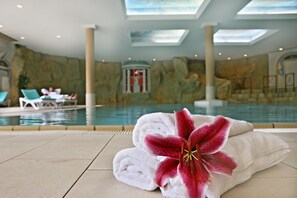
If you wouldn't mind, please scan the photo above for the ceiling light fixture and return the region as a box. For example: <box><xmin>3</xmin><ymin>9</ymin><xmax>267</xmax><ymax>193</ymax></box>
<box><xmin>0</xmin><ymin>24</ymin><xmax>3</xmax><ymax>28</ymax></box>
<box><xmin>56</xmin><ymin>35</ymin><xmax>61</xmax><ymax>38</ymax></box>
<box><xmin>244</xmin><ymin>54</ymin><xmax>248</xmax><ymax>57</ymax></box>
<box><xmin>194</xmin><ymin>54</ymin><xmax>198</xmax><ymax>57</ymax></box>
<box><xmin>278</xmin><ymin>47</ymin><xmax>283</xmax><ymax>51</ymax></box>
<box><xmin>16</xmin><ymin>4</ymin><xmax>23</xmax><ymax>9</ymax></box>
<box><xmin>20</xmin><ymin>36</ymin><xmax>25</xmax><ymax>40</ymax></box>
<box><xmin>227</xmin><ymin>57</ymin><xmax>231</xmax><ymax>60</ymax></box>
<box><xmin>153</xmin><ymin>59</ymin><xmax>156</xmax><ymax>61</ymax></box>
<box><xmin>219</xmin><ymin>53</ymin><xmax>222</xmax><ymax>55</ymax></box>
<box><xmin>128</xmin><ymin>57</ymin><xmax>131</xmax><ymax>60</ymax></box>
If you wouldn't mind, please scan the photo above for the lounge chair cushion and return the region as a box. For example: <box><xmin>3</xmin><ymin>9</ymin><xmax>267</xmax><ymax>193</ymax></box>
<box><xmin>21</xmin><ymin>89</ymin><xmax>40</xmax><ymax>100</ymax></box>
<box><xmin>0</xmin><ymin>91</ymin><xmax>8</xmax><ymax>102</ymax></box>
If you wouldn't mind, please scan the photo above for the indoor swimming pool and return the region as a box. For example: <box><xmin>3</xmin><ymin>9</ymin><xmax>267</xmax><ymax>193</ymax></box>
<box><xmin>0</xmin><ymin>103</ymin><xmax>297</xmax><ymax>126</ymax></box>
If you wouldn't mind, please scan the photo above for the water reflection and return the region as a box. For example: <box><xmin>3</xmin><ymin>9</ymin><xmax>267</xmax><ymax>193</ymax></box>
<box><xmin>206</xmin><ymin>105</ymin><xmax>215</xmax><ymax>115</ymax></box>
<box><xmin>19</xmin><ymin>110</ymin><xmax>79</xmax><ymax>125</ymax></box>
<box><xmin>86</xmin><ymin>107</ymin><xmax>96</xmax><ymax>125</ymax></box>
<box><xmin>0</xmin><ymin>116</ymin><xmax>20</xmax><ymax>125</ymax></box>
<box><xmin>0</xmin><ymin>103</ymin><xmax>296</xmax><ymax>126</ymax></box>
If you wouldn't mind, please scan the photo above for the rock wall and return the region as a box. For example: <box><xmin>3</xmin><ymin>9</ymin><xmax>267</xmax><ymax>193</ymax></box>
<box><xmin>10</xmin><ymin>47</ymin><xmax>25</xmax><ymax>105</ymax></box>
<box><xmin>8</xmin><ymin>46</ymin><xmax>268</xmax><ymax>106</ymax></box>
<box><xmin>215</xmin><ymin>54</ymin><xmax>268</xmax><ymax>91</ymax></box>
<box><xmin>10</xmin><ymin>47</ymin><xmax>123</xmax><ymax>105</ymax></box>
<box><xmin>151</xmin><ymin>57</ymin><xmax>203</xmax><ymax>103</ymax></box>
<box><xmin>19</xmin><ymin>47</ymin><xmax>85</xmax><ymax>104</ymax></box>
<box><xmin>94</xmin><ymin>61</ymin><xmax>122</xmax><ymax>104</ymax></box>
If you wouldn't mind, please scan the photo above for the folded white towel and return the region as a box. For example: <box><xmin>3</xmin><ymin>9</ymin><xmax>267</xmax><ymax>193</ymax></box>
<box><xmin>132</xmin><ymin>112</ymin><xmax>254</xmax><ymax>152</ymax></box>
<box><xmin>113</xmin><ymin>147</ymin><xmax>159</xmax><ymax>191</ymax></box>
<box><xmin>160</xmin><ymin>131</ymin><xmax>291</xmax><ymax>198</ymax></box>
<box><xmin>113</xmin><ymin>132</ymin><xmax>290</xmax><ymax>198</ymax></box>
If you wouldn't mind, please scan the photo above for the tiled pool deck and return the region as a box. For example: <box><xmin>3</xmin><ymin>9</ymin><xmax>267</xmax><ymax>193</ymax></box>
<box><xmin>0</xmin><ymin>107</ymin><xmax>296</xmax><ymax>197</ymax></box>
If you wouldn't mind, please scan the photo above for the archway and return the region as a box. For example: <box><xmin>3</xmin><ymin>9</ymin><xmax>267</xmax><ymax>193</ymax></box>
<box><xmin>0</xmin><ymin>59</ymin><xmax>11</xmax><ymax>91</ymax></box>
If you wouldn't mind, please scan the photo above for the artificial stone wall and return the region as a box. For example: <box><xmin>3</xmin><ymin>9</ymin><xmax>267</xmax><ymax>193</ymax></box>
<box><xmin>9</xmin><ymin>46</ymin><xmax>268</xmax><ymax>106</ymax></box>
<box><xmin>94</xmin><ymin>61</ymin><xmax>122</xmax><ymax>104</ymax></box>
<box><xmin>150</xmin><ymin>57</ymin><xmax>203</xmax><ymax>103</ymax></box>
<box><xmin>11</xmin><ymin>47</ymin><xmax>86</xmax><ymax>105</ymax></box>
<box><xmin>216</xmin><ymin>54</ymin><xmax>268</xmax><ymax>90</ymax></box>
<box><xmin>10</xmin><ymin>47</ymin><xmax>123</xmax><ymax>106</ymax></box>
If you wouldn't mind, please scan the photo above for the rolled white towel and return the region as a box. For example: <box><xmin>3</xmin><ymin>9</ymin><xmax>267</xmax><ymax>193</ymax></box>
<box><xmin>132</xmin><ymin>112</ymin><xmax>254</xmax><ymax>152</ymax></box>
<box><xmin>113</xmin><ymin>147</ymin><xmax>159</xmax><ymax>191</ymax></box>
<box><xmin>41</xmin><ymin>88</ymin><xmax>49</xmax><ymax>95</ymax></box>
<box><xmin>160</xmin><ymin>131</ymin><xmax>291</xmax><ymax>198</ymax></box>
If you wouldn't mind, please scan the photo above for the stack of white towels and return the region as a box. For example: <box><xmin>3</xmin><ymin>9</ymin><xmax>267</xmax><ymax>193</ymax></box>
<box><xmin>113</xmin><ymin>111</ymin><xmax>290</xmax><ymax>198</ymax></box>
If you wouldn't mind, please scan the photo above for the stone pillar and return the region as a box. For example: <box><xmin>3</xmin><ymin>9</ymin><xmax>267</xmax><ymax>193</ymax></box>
<box><xmin>122</xmin><ymin>69</ymin><xmax>126</xmax><ymax>93</ymax></box>
<box><xmin>85</xmin><ymin>25</ymin><xmax>96</xmax><ymax>107</ymax></box>
<box><xmin>147</xmin><ymin>69</ymin><xmax>151</xmax><ymax>92</ymax></box>
<box><xmin>133</xmin><ymin>75</ymin><xmax>140</xmax><ymax>93</ymax></box>
<box><xmin>203</xmin><ymin>24</ymin><xmax>216</xmax><ymax>100</ymax></box>
<box><xmin>127</xmin><ymin>69</ymin><xmax>131</xmax><ymax>93</ymax></box>
<box><xmin>142</xmin><ymin>69</ymin><xmax>147</xmax><ymax>92</ymax></box>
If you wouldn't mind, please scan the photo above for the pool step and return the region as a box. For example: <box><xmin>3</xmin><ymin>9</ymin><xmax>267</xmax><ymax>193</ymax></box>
<box><xmin>229</xmin><ymin>89</ymin><xmax>297</xmax><ymax>103</ymax></box>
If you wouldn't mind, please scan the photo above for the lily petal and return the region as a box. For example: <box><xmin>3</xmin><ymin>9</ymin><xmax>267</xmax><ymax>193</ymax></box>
<box><xmin>196</xmin><ymin>117</ymin><xmax>230</xmax><ymax>154</ymax></box>
<box><xmin>175</xmin><ymin>108</ymin><xmax>195</xmax><ymax>140</ymax></box>
<box><xmin>188</xmin><ymin>124</ymin><xmax>212</xmax><ymax>147</ymax></box>
<box><xmin>202</xmin><ymin>151</ymin><xmax>237</xmax><ymax>175</ymax></box>
<box><xmin>179</xmin><ymin>160</ymin><xmax>209</xmax><ymax>198</ymax></box>
<box><xmin>145</xmin><ymin>134</ymin><xmax>186</xmax><ymax>159</ymax></box>
<box><xmin>155</xmin><ymin>158</ymin><xmax>179</xmax><ymax>187</ymax></box>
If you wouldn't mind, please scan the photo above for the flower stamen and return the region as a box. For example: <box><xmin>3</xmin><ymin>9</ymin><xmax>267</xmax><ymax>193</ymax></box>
<box><xmin>183</xmin><ymin>147</ymin><xmax>200</xmax><ymax>165</ymax></box>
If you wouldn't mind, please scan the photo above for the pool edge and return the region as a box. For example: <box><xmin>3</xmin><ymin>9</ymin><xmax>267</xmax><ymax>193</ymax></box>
<box><xmin>0</xmin><ymin>125</ymin><xmax>135</xmax><ymax>132</ymax></box>
<box><xmin>1</xmin><ymin>123</ymin><xmax>297</xmax><ymax>132</ymax></box>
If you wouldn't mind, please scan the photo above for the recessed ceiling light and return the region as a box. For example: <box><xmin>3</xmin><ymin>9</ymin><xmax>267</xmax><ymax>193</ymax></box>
<box><xmin>128</xmin><ymin>57</ymin><xmax>131</xmax><ymax>60</ymax></box>
<box><xmin>194</xmin><ymin>54</ymin><xmax>198</xmax><ymax>57</ymax></box>
<box><xmin>102</xmin><ymin>59</ymin><xmax>105</xmax><ymax>62</ymax></box>
<box><xmin>16</xmin><ymin>4</ymin><xmax>23</xmax><ymax>9</ymax></box>
<box><xmin>228</xmin><ymin>57</ymin><xmax>231</xmax><ymax>60</ymax></box>
<box><xmin>244</xmin><ymin>54</ymin><xmax>248</xmax><ymax>57</ymax></box>
<box><xmin>20</xmin><ymin>36</ymin><xmax>25</xmax><ymax>40</ymax></box>
<box><xmin>153</xmin><ymin>58</ymin><xmax>156</xmax><ymax>61</ymax></box>
<box><xmin>278</xmin><ymin>47</ymin><xmax>283</xmax><ymax>51</ymax></box>
<box><xmin>0</xmin><ymin>24</ymin><xmax>3</xmax><ymax>28</ymax></box>
<box><xmin>218</xmin><ymin>52</ymin><xmax>222</xmax><ymax>55</ymax></box>
<box><xmin>56</xmin><ymin>35</ymin><xmax>61</xmax><ymax>38</ymax></box>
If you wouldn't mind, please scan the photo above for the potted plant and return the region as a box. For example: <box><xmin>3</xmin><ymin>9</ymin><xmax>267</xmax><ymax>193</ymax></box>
<box><xmin>18</xmin><ymin>73</ymin><xmax>31</xmax><ymax>94</ymax></box>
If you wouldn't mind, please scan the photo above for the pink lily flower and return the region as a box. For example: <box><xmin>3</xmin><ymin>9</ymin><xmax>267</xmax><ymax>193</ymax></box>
<box><xmin>145</xmin><ymin>108</ymin><xmax>237</xmax><ymax>198</ymax></box>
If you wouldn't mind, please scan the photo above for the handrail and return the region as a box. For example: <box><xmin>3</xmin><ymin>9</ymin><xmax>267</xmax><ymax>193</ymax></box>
<box><xmin>263</xmin><ymin>75</ymin><xmax>277</xmax><ymax>93</ymax></box>
<box><xmin>285</xmin><ymin>73</ymin><xmax>295</xmax><ymax>92</ymax></box>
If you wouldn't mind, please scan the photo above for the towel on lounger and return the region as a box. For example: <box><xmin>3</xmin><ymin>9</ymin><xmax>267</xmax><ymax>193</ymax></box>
<box><xmin>132</xmin><ymin>112</ymin><xmax>254</xmax><ymax>152</ymax></box>
<box><xmin>113</xmin><ymin>147</ymin><xmax>159</xmax><ymax>191</ymax></box>
<box><xmin>159</xmin><ymin>131</ymin><xmax>291</xmax><ymax>198</ymax></box>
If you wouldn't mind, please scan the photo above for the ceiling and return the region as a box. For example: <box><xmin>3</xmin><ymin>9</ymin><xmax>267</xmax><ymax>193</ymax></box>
<box><xmin>0</xmin><ymin>0</ymin><xmax>297</xmax><ymax>62</ymax></box>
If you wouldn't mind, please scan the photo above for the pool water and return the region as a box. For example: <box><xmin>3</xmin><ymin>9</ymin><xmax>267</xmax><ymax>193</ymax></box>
<box><xmin>0</xmin><ymin>103</ymin><xmax>297</xmax><ymax>126</ymax></box>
